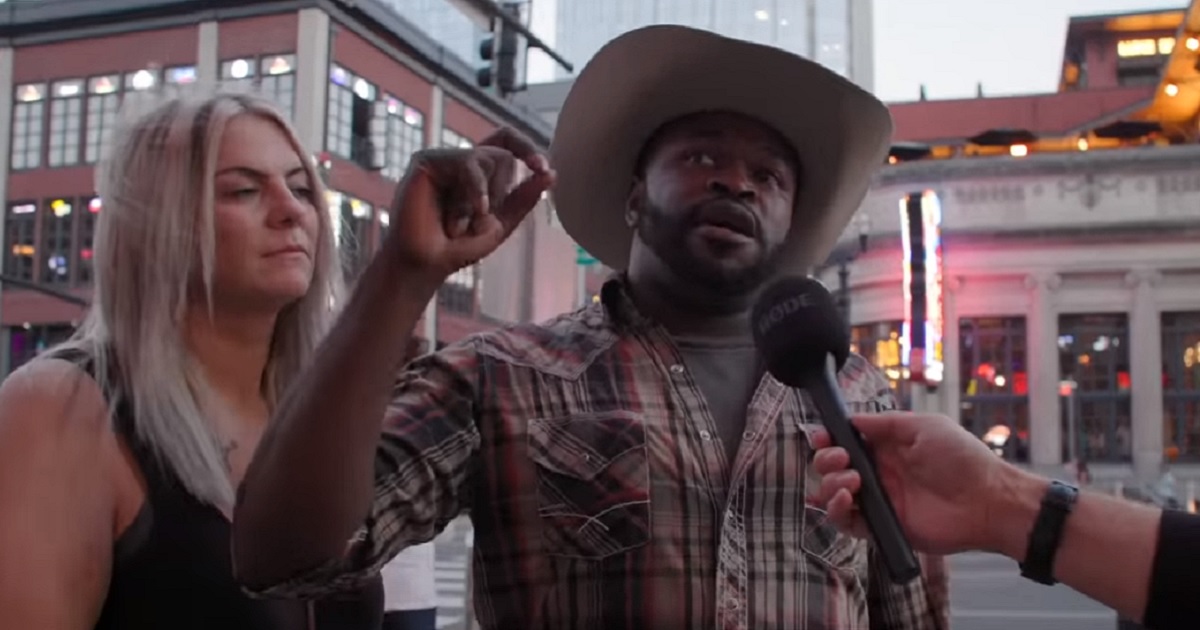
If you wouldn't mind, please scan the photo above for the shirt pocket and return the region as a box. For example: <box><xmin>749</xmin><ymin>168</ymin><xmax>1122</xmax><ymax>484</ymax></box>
<box><xmin>527</xmin><ymin>410</ymin><xmax>652</xmax><ymax>560</ymax></box>
<box><xmin>800</xmin><ymin>505</ymin><xmax>869</xmax><ymax>577</ymax></box>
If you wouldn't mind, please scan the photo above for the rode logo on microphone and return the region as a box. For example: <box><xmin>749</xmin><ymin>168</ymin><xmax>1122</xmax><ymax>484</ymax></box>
<box><xmin>756</xmin><ymin>293</ymin><xmax>819</xmax><ymax>337</ymax></box>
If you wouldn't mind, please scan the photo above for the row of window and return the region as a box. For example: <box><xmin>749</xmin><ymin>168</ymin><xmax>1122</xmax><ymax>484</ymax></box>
<box><xmin>4</xmin><ymin>197</ymin><xmax>99</xmax><ymax>287</ymax></box>
<box><xmin>10</xmin><ymin>54</ymin><xmax>297</xmax><ymax>171</ymax></box>
<box><xmin>326</xmin><ymin>65</ymin><xmax>425</xmax><ymax>179</ymax></box>
<box><xmin>852</xmin><ymin>312</ymin><xmax>1200</xmax><ymax>464</ymax></box>
<box><xmin>2</xmin><ymin>192</ymin><xmax>479</xmax><ymax>313</ymax></box>
<box><xmin>322</xmin><ymin>64</ymin><xmax>477</xmax><ymax>177</ymax></box>
<box><xmin>10</xmin><ymin>57</ymin><xmax>485</xmax><ymax>181</ymax></box>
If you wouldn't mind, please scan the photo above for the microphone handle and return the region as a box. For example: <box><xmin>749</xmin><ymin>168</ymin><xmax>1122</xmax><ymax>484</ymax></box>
<box><xmin>805</xmin><ymin>356</ymin><xmax>921</xmax><ymax>584</ymax></box>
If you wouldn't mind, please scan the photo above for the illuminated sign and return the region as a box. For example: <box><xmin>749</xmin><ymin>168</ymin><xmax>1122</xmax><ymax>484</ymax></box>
<box><xmin>1117</xmin><ymin>37</ymin><xmax>1175</xmax><ymax>57</ymax></box>
<box><xmin>899</xmin><ymin>190</ymin><xmax>944</xmax><ymax>386</ymax></box>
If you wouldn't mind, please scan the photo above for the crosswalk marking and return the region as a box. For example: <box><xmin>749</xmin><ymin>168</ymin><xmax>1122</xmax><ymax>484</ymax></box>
<box><xmin>434</xmin><ymin>552</ymin><xmax>470</xmax><ymax>629</ymax></box>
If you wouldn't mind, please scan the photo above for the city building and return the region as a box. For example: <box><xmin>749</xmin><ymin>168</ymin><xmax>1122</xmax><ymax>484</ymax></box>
<box><xmin>519</xmin><ymin>0</ymin><xmax>873</xmax><ymax>88</ymax></box>
<box><xmin>819</xmin><ymin>1</ymin><xmax>1200</xmax><ymax>482</ymax></box>
<box><xmin>0</xmin><ymin>0</ymin><xmax>582</xmax><ymax>375</ymax></box>
<box><xmin>404</xmin><ymin>0</ymin><xmax>875</xmax><ymax>93</ymax></box>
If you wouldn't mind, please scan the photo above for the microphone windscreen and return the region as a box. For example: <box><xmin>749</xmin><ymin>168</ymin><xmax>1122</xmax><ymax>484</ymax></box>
<box><xmin>750</xmin><ymin>276</ymin><xmax>851</xmax><ymax>387</ymax></box>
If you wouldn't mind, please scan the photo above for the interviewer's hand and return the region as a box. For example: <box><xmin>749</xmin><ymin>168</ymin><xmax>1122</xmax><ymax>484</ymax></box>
<box><xmin>808</xmin><ymin>412</ymin><xmax>1012</xmax><ymax>556</ymax></box>
<box><xmin>384</xmin><ymin>126</ymin><xmax>555</xmax><ymax>286</ymax></box>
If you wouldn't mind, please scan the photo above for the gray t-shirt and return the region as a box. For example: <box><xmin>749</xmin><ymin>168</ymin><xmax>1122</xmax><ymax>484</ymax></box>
<box><xmin>673</xmin><ymin>335</ymin><xmax>763</xmax><ymax>466</ymax></box>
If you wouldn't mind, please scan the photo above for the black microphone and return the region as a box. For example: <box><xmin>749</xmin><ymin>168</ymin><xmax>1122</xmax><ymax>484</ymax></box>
<box><xmin>751</xmin><ymin>276</ymin><xmax>921</xmax><ymax>584</ymax></box>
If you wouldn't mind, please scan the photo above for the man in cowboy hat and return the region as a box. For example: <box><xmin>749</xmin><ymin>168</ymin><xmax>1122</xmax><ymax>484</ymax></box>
<box><xmin>234</xmin><ymin>25</ymin><xmax>949</xmax><ymax>630</ymax></box>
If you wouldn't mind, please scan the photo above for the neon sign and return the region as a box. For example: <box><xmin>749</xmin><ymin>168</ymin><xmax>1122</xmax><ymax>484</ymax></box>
<box><xmin>900</xmin><ymin>190</ymin><xmax>944</xmax><ymax>385</ymax></box>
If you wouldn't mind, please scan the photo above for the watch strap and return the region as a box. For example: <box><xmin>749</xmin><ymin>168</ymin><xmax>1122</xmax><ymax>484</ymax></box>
<box><xmin>1019</xmin><ymin>480</ymin><xmax>1080</xmax><ymax>585</ymax></box>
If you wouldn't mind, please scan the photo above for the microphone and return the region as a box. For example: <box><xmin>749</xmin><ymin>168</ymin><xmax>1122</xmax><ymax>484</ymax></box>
<box><xmin>751</xmin><ymin>276</ymin><xmax>921</xmax><ymax>584</ymax></box>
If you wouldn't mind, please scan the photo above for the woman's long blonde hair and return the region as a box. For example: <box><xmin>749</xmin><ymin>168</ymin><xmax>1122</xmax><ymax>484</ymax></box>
<box><xmin>49</xmin><ymin>92</ymin><xmax>343</xmax><ymax>509</ymax></box>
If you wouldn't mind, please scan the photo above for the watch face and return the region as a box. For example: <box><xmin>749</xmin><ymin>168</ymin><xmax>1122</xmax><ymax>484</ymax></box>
<box><xmin>1046</xmin><ymin>481</ymin><xmax>1080</xmax><ymax>507</ymax></box>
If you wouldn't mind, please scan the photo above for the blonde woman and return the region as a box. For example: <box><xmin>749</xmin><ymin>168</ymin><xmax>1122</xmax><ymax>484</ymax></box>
<box><xmin>0</xmin><ymin>93</ymin><xmax>382</xmax><ymax>629</ymax></box>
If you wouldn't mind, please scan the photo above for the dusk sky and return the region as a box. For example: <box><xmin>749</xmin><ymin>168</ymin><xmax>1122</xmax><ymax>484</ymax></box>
<box><xmin>873</xmin><ymin>0</ymin><xmax>1185</xmax><ymax>102</ymax></box>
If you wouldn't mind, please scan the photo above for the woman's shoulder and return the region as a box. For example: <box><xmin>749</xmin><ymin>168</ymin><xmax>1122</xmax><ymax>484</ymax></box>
<box><xmin>0</xmin><ymin>353</ymin><xmax>113</xmax><ymax>448</ymax></box>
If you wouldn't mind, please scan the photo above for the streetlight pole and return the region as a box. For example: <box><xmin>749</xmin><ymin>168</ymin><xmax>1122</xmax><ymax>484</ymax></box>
<box><xmin>834</xmin><ymin>212</ymin><xmax>872</xmax><ymax>324</ymax></box>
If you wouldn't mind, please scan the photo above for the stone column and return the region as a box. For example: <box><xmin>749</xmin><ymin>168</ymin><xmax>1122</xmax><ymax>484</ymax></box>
<box><xmin>196</xmin><ymin>22</ymin><xmax>219</xmax><ymax>86</ymax></box>
<box><xmin>1026</xmin><ymin>272</ymin><xmax>1062</xmax><ymax>467</ymax></box>
<box><xmin>293</xmin><ymin>9</ymin><xmax>331</xmax><ymax>155</ymax></box>
<box><xmin>1126</xmin><ymin>268</ymin><xmax>1163</xmax><ymax>482</ymax></box>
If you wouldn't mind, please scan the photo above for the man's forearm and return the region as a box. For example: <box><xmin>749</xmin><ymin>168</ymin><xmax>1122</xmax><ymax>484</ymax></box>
<box><xmin>987</xmin><ymin>467</ymin><xmax>1161</xmax><ymax>622</ymax></box>
<box><xmin>233</xmin><ymin>252</ymin><xmax>440</xmax><ymax>587</ymax></box>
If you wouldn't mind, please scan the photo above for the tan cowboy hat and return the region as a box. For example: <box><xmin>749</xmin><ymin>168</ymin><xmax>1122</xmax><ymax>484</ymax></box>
<box><xmin>549</xmin><ymin>25</ymin><xmax>894</xmax><ymax>274</ymax></box>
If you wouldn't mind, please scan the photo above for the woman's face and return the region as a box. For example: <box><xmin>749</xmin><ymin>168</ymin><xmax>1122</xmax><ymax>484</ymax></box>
<box><xmin>208</xmin><ymin>114</ymin><xmax>321</xmax><ymax>313</ymax></box>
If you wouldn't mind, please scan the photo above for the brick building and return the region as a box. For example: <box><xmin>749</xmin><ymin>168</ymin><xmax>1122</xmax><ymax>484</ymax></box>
<box><xmin>0</xmin><ymin>0</ymin><xmax>583</xmax><ymax>374</ymax></box>
<box><xmin>818</xmin><ymin>2</ymin><xmax>1200</xmax><ymax>481</ymax></box>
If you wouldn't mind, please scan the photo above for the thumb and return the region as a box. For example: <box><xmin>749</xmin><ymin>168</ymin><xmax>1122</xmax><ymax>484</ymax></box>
<box><xmin>442</xmin><ymin>214</ymin><xmax>505</xmax><ymax>264</ymax></box>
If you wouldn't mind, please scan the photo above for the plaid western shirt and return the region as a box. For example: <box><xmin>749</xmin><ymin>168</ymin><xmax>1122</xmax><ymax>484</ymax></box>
<box><xmin>250</xmin><ymin>276</ymin><xmax>950</xmax><ymax>630</ymax></box>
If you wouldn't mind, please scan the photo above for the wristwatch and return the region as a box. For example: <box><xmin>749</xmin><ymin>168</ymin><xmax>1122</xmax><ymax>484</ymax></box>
<box><xmin>1019</xmin><ymin>480</ymin><xmax>1080</xmax><ymax>585</ymax></box>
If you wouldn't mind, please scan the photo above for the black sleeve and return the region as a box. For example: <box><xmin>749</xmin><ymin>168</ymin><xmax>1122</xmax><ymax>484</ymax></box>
<box><xmin>1143</xmin><ymin>509</ymin><xmax>1200</xmax><ymax>630</ymax></box>
<box><xmin>313</xmin><ymin>573</ymin><xmax>385</xmax><ymax>630</ymax></box>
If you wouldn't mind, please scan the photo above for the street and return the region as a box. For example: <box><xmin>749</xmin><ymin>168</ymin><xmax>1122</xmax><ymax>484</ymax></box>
<box><xmin>430</xmin><ymin>522</ymin><xmax>1121</xmax><ymax>629</ymax></box>
<box><xmin>948</xmin><ymin>551</ymin><xmax>1116</xmax><ymax>630</ymax></box>
<box><xmin>432</xmin><ymin>518</ymin><xmax>472</xmax><ymax>630</ymax></box>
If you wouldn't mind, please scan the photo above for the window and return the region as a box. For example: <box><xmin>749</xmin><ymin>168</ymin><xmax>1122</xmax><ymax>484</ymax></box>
<box><xmin>77</xmin><ymin>197</ymin><xmax>101</xmax><ymax>286</ymax></box>
<box><xmin>1059</xmin><ymin>314</ymin><xmax>1132</xmax><ymax>463</ymax></box>
<box><xmin>259</xmin><ymin>55</ymin><xmax>296</xmax><ymax>115</ymax></box>
<box><xmin>122</xmin><ymin>69</ymin><xmax>160</xmax><ymax>113</ymax></box>
<box><xmin>7</xmin><ymin>323</ymin><xmax>75</xmax><ymax>374</ymax></box>
<box><xmin>325</xmin><ymin>66</ymin><xmax>379</xmax><ymax>168</ymax></box>
<box><xmin>41</xmin><ymin>198</ymin><xmax>74</xmax><ymax>286</ymax></box>
<box><xmin>85</xmin><ymin>75</ymin><xmax>120</xmax><ymax>164</ymax></box>
<box><xmin>220</xmin><ymin>54</ymin><xmax>297</xmax><ymax>115</ymax></box>
<box><xmin>850</xmin><ymin>321</ymin><xmax>911</xmax><ymax>409</ymax></box>
<box><xmin>4</xmin><ymin>202</ymin><xmax>37</xmax><ymax>282</ymax></box>
<box><xmin>442</xmin><ymin>128</ymin><xmax>473</xmax><ymax>149</ymax></box>
<box><xmin>439</xmin><ymin>265</ymin><xmax>478</xmax><ymax>315</ymax></box>
<box><xmin>165</xmin><ymin>65</ymin><xmax>198</xmax><ymax>86</ymax></box>
<box><xmin>47</xmin><ymin>79</ymin><xmax>84</xmax><ymax>167</ymax></box>
<box><xmin>11</xmin><ymin>83</ymin><xmax>46</xmax><ymax>170</ymax></box>
<box><xmin>960</xmin><ymin>317</ymin><xmax>1030</xmax><ymax>462</ymax></box>
<box><xmin>221</xmin><ymin>58</ymin><xmax>257</xmax><ymax>91</ymax></box>
<box><xmin>325</xmin><ymin>191</ymin><xmax>373</xmax><ymax>280</ymax></box>
<box><xmin>379</xmin><ymin>96</ymin><xmax>425</xmax><ymax>180</ymax></box>
<box><xmin>1162</xmin><ymin>312</ymin><xmax>1200</xmax><ymax>462</ymax></box>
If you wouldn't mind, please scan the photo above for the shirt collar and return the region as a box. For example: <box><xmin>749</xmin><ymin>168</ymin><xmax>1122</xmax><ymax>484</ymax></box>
<box><xmin>597</xmin><ymin>272</ymin><xmax>656</xmax><ymax>332</ymax></box>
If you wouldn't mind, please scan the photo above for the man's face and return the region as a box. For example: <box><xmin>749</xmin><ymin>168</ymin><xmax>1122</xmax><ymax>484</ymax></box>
<box><xmin>627</xmin><ymin>111</ymin><xmax>799</xmax><ymax>294</ymax></box>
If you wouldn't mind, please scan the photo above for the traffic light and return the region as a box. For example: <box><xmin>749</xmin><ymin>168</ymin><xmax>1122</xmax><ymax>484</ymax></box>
<box><xmin>476</xmin><ymin>3</ymin><xmax>521</xmax><ymax>95</ymax></box>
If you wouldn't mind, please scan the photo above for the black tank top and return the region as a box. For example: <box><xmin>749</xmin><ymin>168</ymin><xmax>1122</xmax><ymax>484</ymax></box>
<box><xmin>55</xmin><ymin>349</ymin><xmax>383</xmax><ymax>630</ymax></box>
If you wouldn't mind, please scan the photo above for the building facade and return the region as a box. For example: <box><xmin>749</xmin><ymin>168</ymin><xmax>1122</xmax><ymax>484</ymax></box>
<box><xmin>395</xmin><ymin>0</ymin><xmax>876</xmax><ymax>91</ymax></box>
<box><xmin>819</xmin><ymin>3</ymin><xmax>1200</xmax><ymax>482</ymax></box>
<box><xmin>827</xmin><ymin>148</ymin><xmax>1200</xmax><ymax>482</ymax></box>
<box><xmin>0</xmin><ymin>0</ymin><xmax>582</xmax><ymax>375</ymax></box>
<box><xmin>540</xmin><ymin>0</ymin><xmax>874</xmax><ymax>89</ymax></box>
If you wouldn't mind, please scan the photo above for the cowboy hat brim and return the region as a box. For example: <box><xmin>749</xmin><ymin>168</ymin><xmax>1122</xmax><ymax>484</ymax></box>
<box><xmin>549</xmin><ymin>25</ymin><xmax>894</xmax><ymax>274</ymax></box>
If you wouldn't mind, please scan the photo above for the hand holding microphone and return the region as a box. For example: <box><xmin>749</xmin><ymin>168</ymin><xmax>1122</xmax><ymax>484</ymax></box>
<box><xmin>751</xmin><ymin>276</ymin><xmax>921</xmax><ymax>584</ymax></box>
